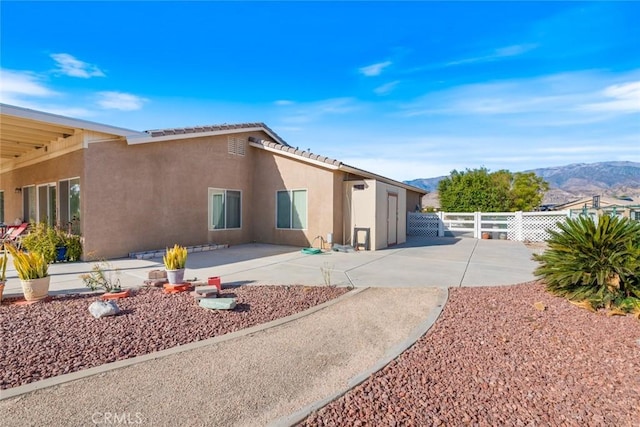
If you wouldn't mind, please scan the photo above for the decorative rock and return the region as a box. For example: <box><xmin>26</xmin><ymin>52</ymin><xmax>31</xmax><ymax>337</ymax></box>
<box><xmin>89</xmin><ymin>300</ymin><xmax>120</xmax><ymax>318</ymax></box>
<box><xmin>195</xmin><ymin>285</ymin><xmax>220</xmax><ymax>295</ymax></box>
<box><xmin>533</xmin><ymin>302</ymin><xmax>546</xmax><ymax>311</ymax></box>
<box><xmin>199</xmin><ymin>298</ymin><xmax>236</xmax><ymax>310</ymax></box>
<box><xmin>190</xmin><ymin>291</ymin><xmax>218</xmax><ymax>299</ymax></box>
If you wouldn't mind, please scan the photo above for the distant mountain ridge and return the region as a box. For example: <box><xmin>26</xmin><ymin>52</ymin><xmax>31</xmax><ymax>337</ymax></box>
<box><xmin>405</xmin><ymin>161</ymin><xmax>640</xmax><ymax>206</ymax></box>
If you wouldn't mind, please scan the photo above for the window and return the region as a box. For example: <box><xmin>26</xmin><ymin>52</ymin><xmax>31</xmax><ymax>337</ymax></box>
<box><xmin>208</xmin><ymin>188</ymin><xmax>241</xmax><ymax>230</ymax></box>
<box><xmin>0</xmin><ymin>191</ymin><xmax>4</xmax><ymax>224</ymax></box>
<box><xmin>22</xmin><ymin>186</ymin><xmax>36</xmax><ymax>222</ymax></box>
<box><xmin>276</xmin><ymin>189</ymin><xmax>307</xmax><ymax>229</ymax></box>
<box><xmin>60</xmin><ymin>178</ymin><xmax>81</xmax><ymax>234</ymax></box>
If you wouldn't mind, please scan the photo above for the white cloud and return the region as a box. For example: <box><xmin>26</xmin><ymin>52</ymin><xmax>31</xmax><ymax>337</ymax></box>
<box><xmin>280</xmin><ymin>97</ymin><xmax>360</xmax><ymax>124</ymax></box>
<box><xmin>580</xmin><ymin>81</ymin><xmax>640</xmax><ymax>113</ymax></box>
<box><xmin>359</xmin><ymin>61</ymin><xmax>392</xmax><ymax>77</ymax></box>
<box><xmin>274</xmin><ymin>99</ymin><xmax>295</xmax><ymax>106</ymax></box>
<box><xmin>446</xmin><ymin>44</ymin><xmax>538</xmax><ymax>66</ymax></box>
<box><xmin>51</xmin><ymin>53</ymin><xmax>105</xmax><ymax>78</ymax></box>
<box><xmin>400</xmin><ymin>70</ymin><xmax>640</xmax><ymax>119</ymax></box>
<box><xmin>374</xmin><ymin>81</ymin><xmax>400</xmax><ymax>95</ymax></box>
<box><xmin>96</xmin><ymin>91</ymin><xmax>147</xmax><ymax>111</ymax></box>
<box><xmin>0</xmin><ymin>68</ymin><xmax>59</xmax><ymax>100</ymax></box>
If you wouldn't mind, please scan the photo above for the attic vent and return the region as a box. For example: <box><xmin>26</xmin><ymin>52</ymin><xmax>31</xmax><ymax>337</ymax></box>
<box><xmin>354</xmin><ymin>184</ymin><xmax>365</xmax><ymax>190</ymax></box>
<box><xmin>228</xmin><ymin>137</ymin><xmax>246</xmax><ymax>156</ymax></box>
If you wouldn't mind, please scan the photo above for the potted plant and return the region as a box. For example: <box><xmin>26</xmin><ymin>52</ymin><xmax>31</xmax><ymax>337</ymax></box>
<box><xmin>7</xmin><ymin>244</ymin><xmax>50</xmax><ymax>301</ymax></box>
<box><xmin>163</xmin><ymin>244</ymin><xmax>187</xmax><ymax>285</ymax></box>
<box><xmin>0</xmin><ymin>244</ymin><xmax>8</xmax><ymax>303</ymax></box>
<box><xmin>21</xmin><ymin>222</ymin><xmax>83</xmax><ymax>263</ymax></box>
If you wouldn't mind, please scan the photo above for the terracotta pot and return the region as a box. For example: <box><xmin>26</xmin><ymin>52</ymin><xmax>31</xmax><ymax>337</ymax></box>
<box><xmin>481</xmin><ymin>232</ymin><xmax>491</xmax><ymax>240</ymax></box>
<box><xmin>20</xmin><ymin>276</ymin><xmax>51</xmax><ymax>301</ymax></box>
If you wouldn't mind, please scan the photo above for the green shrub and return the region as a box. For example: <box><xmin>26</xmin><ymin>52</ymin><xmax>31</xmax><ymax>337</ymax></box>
<box><xmin>21</xmin><ymin>222</ymin><xmax>83</xmax><ymax>263</ymax></box>
<box><xmin>534</xmin><ymin>215</ymin><xmax>640</xmax><ymax>311</ymax></box>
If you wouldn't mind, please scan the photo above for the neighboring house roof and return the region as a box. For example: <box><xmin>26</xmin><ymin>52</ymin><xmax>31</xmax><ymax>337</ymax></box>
<box><xmin>554</xmin><ymin>195</ymin><xmax>637</xmax><ymax>210</ymax></box>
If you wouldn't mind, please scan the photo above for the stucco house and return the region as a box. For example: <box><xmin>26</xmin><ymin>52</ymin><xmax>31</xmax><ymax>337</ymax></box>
<box><xmin>0</xmin><ymin>104</ymin><xmax>426</xmax><ymax>259</ymax></box>
<box><xmin>553</xmin><ymin>195</ymin><xmax>640</xmax><ymax>220</ymax></box>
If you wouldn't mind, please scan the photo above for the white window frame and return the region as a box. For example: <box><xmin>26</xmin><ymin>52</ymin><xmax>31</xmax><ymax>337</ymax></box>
<box><xmin>275</xmin><ymin>189</ymin><xmax>308</xmax><ymax>230</ymax></box>
<box><xmin>208</xmin><ymin>188</ymin><xmax>242</xmax><ymax>231</ymax></box>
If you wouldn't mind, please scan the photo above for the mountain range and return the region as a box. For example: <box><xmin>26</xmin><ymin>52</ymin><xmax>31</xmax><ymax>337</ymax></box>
<box><xmin>405</xmin><ymin>161</ymin><xmax>640</xmax><ymax>206</ymax></box>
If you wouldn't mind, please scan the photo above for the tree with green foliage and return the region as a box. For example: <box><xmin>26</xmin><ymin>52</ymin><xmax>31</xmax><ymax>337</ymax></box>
<box><xmin>438</xmin><ymin>167</ymin><xmax>549</xmax><ymax>212</ymax></box>
<box><xmin>534</xmin><ymin>215</ymin><xmax>640</xmax><ymax>314</ymax></box>
<box><xmin>511</xmin><ymin>172</ymin><xmax>549</xmax><ymax>211</ymax></box>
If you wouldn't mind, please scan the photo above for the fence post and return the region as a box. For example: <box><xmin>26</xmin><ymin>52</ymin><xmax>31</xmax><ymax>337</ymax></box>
<box><xmin>437</xmin><ymin>211</ymin><xmax>445</xmax><ymax>237</ymax></box>
<box><xmin>515</xmin><ymin>211</ymin><xmax>523</xmax><ymax>241</ymax></box>
<box><xmin>474</xmin><ymin>212</ymin><xmax>481</xmax><ymax>239</ymax></box>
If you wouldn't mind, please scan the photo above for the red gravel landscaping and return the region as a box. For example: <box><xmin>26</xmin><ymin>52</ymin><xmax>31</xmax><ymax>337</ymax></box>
<box><xmin>0</xmin><ymin>285</ymin><xmax>349</xmax><ymax>390</ymax></box>
<box><xmin>303</xmin><ymin>281</ymin><xmax>640</xmax><ymax>427</ymax></box>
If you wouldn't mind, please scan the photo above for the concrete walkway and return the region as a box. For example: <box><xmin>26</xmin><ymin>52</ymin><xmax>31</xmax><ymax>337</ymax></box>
<box><xmin>0</xmin><ymin>237</ymin><xmax>540</xmax><ymax>425</ymax></box>
<box><xmin>2</xmin><ymin>237</ymin><xmax>539</xmax><ymax>298</ymax></box>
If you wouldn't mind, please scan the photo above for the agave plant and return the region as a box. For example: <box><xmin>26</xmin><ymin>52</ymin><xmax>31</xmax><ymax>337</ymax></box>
<box><xmin>7</xmin><ymin>245</ymin><xmax>49</xmax><ymax>280</ymax></box>
<box><xmin>534</xmin><ymin>215</ymin><xmax>640</xmax><ymax>310</ymax></box>
<box><xmin>163</xmin><ymin>244</ymin><xmax>188</xmax><ymax>270</ymax></box>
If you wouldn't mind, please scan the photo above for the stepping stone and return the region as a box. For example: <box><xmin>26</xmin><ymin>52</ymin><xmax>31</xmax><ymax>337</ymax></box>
<box><xmin>199</xmin><ymin>298</ymin><xmax>236</xmax><ymax>310</ymax></box>
<box><xmin>190</xmin><ymin>291</ymin><xmax>218</xmax><ymax>300</ymax></box>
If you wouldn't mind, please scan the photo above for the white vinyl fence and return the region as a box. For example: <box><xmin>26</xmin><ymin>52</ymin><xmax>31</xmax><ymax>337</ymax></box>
<box><xmin>407</xmin><ymin>211</ymin><xmax>572</xmax><ymax>242</ymax></box>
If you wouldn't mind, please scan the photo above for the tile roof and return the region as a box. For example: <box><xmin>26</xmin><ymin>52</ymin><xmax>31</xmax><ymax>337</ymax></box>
<box><xmin>248</xmin><ymin>137</ymin><xmax>342</xmax><ymax>167</ymax></box>
<box><xmin>144</xmin><ymin>122</ymin><xmax>290</xmax><ymax>146</ymax></box>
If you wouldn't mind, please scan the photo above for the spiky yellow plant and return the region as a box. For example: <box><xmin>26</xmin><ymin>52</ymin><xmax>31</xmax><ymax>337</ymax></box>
<box><xmin>0</xmin><ymin>244</ymin><xmax>8</xmax><ymax>282</ymax></box>
<box><xmin>7</xmin><ymin>245</ymin><xmax>49</xmax><ymax>280</ymax></box>
<box><xmin>163</xmin><ymin>244</ymin><xmax>188</xmax><ymax>270</ymax></box>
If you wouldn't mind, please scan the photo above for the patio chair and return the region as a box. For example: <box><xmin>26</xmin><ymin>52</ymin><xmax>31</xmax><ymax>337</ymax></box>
<box><xmin>2</xmin><ymin>222</ymin><xmax>29</xmax><ymax>248</ymax></box>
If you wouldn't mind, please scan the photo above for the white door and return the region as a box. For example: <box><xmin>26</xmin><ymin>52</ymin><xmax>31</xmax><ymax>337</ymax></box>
<box><xmin>387</xmin><ymin>193</ymin><xmax>398</xmax><ymax>246</ymax></box>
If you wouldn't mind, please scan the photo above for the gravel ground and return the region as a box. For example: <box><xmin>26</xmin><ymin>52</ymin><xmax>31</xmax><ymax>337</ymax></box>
<box><xmin>0</xmin><ymin>285</ymin><xmax>348</xmax><ymax>390</ymax></box>
<box><xmin>303</xmin><ymin>281</ymin><xmax>640</xmax><ymax>427</ymax></box>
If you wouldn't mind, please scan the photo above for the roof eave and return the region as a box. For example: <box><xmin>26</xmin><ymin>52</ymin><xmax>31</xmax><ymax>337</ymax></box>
<box><xmin>0</xmin><ymin>103</ymin><xmax>144</xmax><ymax>138</ymax></box>
<box><xmin>126</xmin><ymin>126</ymin><xmax>287</xmax><ymax>146</ymax></box>
<box><xmin>340</xmin><ymin>164</ymin><xmax>428</xmax><ymax>194</ymax></box>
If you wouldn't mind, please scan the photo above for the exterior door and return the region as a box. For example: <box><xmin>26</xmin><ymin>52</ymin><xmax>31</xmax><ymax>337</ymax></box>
<box><xmin>387</xmin><ymin>193</ymin><xmax>398</xmax><ymax>246</ymax></box>
<box><xmin>37</xmin><ymin>184</ymin><xmax>56</xmax><ymax>226</ymax></box>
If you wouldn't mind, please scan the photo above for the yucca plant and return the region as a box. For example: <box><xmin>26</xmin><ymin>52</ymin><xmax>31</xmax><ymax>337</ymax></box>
<box><xmin>163</xmin><ymin>244</ymin><xmax>188</xmax><ymax>270</ymax></box>
<box><xmin>7</xmin><ymin>245</ymin><xmax>49</xmax><ymax>280</ymax></box>
<box><xmin>534</xmin><ymin>215</ymin><xmax>640</xmax><ymax>311</ymax></box>
<box><xmin>0</xmin><ymin>244</ymin><xmax>8</xmax><ymax>282</ymax></box>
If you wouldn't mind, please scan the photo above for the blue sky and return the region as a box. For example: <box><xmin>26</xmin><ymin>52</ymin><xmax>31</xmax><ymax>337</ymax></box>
<box><xmin>1</xmin><ymin>1</ymin><xmax>639</xmax><ymax>180</ymax></box>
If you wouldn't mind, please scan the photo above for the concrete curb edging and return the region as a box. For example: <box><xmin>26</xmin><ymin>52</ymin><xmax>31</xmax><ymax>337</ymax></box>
<box><xmin>270</xmin><ymin>287</ymin><xmax>450</xmax><ymax>427</ymax></box>
<box><xmin>0</xmin><ymin>287</ymin><xmax>366</xmax><ymax>401</ymax></box>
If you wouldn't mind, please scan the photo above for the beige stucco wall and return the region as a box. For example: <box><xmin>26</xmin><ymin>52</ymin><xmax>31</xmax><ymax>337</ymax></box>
<box><xmin>250</xmin><ymin>149</ymin><xmax>340</xmax><ymax>248</ymax></box>
<box><xmin>82</xmin><ymin>132</ymin><xmax>269</xmax><ymax>258</ymax></box>
<box><xmin>343</xmin><ymin>180</ymin><xmax>376</xmax><ymax>249</ymax></box>
<box><xmin>343</xmin><ymin>179</ymin><xmax>408</xmax><ymax>250</ymax></box>
<box><xmin>0</xmin><ymin>150</ymin><xmax>84</xmax><ymax>225</ymax></box>
<box><xmin>374</xmin><ymin>182</ymin><xmax>407</xmax><ymax>249</ymax></box>
<box><xmin>406</xmin><ymin>189</ymin><xmax>423</xmax><ymax>212</ymax></box>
